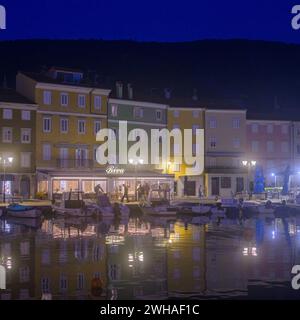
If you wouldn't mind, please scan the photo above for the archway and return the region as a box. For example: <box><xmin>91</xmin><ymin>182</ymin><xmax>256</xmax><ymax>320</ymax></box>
<box><xmin>20</xmin><ymin>175</ymin><xmax>30</xmax><ymax>199</ymax></box>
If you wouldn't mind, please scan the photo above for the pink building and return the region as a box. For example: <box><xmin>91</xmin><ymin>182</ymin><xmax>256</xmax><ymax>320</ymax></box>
<box><xmin>246</xmin><ymin>117</ymin><xmax>292</xmax><ymax>187</ymax></box>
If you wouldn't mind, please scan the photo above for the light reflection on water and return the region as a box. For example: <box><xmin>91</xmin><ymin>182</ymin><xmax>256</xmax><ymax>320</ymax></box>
<box><xmin>0</xmin><ymin>212</ymin><xmax>300</xmax><ymax>300</ymax></box>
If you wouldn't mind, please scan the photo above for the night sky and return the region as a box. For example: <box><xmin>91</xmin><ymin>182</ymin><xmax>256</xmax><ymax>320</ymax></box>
<box><xmin>0</xmin><ymin>0</ymin><xmax>300</xmax><ymax>43</ymax></box>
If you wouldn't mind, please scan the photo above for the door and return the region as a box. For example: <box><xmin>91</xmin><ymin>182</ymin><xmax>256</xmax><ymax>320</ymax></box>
<box><xmin>60</xmin><ymin>148</ymin><xmax>69</xmax><ymax>168</ymax></box>
<box><xmin>20</xmin><ymin>175</ymin><xmax>30</xmax><ymax>198</ymax></box>
<box><xmin>186</xmin><ymin>181</ymin><xmax>196</xmax><ymax>196</ymax></box>
<box><xmin>236</xmin><ymin>177</ymin><xmax>244</xmax><ymax>193</ymax></box>
<box><xmin>75</xmin><ymin>149</ymin><xmax>88</xmax><ymax>168</ymax></box>
<box><xmin>211</xmin><ymin>177</ymin><xmax>220</xmax><ymax>196</ymax></box>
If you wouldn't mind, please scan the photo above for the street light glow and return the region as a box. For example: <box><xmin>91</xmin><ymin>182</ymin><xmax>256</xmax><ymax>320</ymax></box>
<box><xmin>251</xmin><ymin>160</ymin><xmax>256</xmax><ymax>166</ymax></box>
<box><xmin>271</xmin><ymin>173</ymin><xmax>275</xmax><ymax>177</ymax></box>
<box><xmin>242</xmin><ymin>160</ymin><xmax>248</xmax><ymax>166</ymax></box>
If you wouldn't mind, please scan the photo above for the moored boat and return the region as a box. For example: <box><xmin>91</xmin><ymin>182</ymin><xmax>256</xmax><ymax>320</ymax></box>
<box><xmin>6</xmin><ymin>203</ymin><xmax>42</xmax><ymax>218</ymax></box>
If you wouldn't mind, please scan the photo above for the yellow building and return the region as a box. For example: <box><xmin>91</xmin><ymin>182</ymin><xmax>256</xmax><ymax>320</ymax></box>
<box><xmin>16</xmin><ymin>67</ymin><xmax>111</xmax><ymax>198</ymax></box>
<box><xmin>167</xmin><ymin>107</ymin><xmax>205</xmax><ymax>197</ymax></box>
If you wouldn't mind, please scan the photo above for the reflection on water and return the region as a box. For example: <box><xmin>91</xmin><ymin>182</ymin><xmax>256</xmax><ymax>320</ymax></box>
<box><xmin>0</xmin><ymin>212</ymin><xmax>300</xmax><ymax>300</ymax></box>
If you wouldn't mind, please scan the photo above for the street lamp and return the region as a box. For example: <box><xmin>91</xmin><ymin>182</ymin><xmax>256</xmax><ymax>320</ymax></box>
<box><xmin>129</xmin><ymin>158</ymin><xmax>144</xmax><ymax>201</ymax></box>
<box><xmin>0</xmin><ymin>156</ymin><xmax>13</xmax><ymax>203</ymax></box>
<box><xmin>242</xmin><ymin>160</ymin><xmax>256</xmax><ymax>195</ymax></box>
<box><xmin>271</xmin><ymin>173</ymin><xmax>277</xmax><ymax>188</ymax></box>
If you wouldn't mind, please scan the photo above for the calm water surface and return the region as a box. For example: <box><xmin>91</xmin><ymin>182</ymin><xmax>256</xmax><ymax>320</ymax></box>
<box><xmin>0</xmin><ymin>210</ymin><xmax>300</xmax><ymax>300</ymax></box>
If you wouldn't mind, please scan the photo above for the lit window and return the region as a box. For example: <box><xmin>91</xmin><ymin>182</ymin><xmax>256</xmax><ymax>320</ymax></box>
<box><xmin>3</xmin><ymin>109</ymin><xmax>12</xmax><ymax>119</ymax></box>
<box><xmin>21</xmin><ymin>128</ymin><xmax>31</xmax><ymax>143</ymax></box>
<box><xmin>22</xmin><ymin>110</ymin><xmax>31</xmax><ymax>120</ymax></box>
<box><xmin>43</xmin><ymin>91</ymin><xmax>52</xmax><ymax>105</ymax></box>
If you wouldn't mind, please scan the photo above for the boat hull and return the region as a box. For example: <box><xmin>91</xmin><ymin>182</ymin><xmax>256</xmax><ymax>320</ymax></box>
<box><xmin>53</xmin><ymin>206</ymin><xmax>94</xmax><ymax>217</ymax></box>
<box><xmin>7</xmin><ymin>209</ymin><xmax>42</xmax><ymax>218</ymax></box>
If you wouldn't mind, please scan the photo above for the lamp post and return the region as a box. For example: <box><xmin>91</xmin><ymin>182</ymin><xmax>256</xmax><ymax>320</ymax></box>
<box><xmin>0</xmin><ymin>156</ymin><xmax>13</xmax><ymax>203</ymax></box>
<box><xmin>271</xmin><ymin>173</ymin><xmax>277</xmax><ymax>188</ymax></box>
<box><xmin>242</xmin><ymin>160</ymin><xmax>256</xmax><ymax>195</ymax></box>
<box><xmin>129</xmin><ymin>158</ymin><xmax>144</xmax><ymax>201</ymax></box>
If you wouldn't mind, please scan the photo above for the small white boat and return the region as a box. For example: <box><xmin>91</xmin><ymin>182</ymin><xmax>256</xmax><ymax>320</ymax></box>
<box><xmin>6</xmin><ymin>204</ymin><xmax>42</xmax><ymax>218</ymax></box>
<box><xmin>191</xmin><ymin>205</ymin><xmax>211</xmax><ymax>215</ymax></box>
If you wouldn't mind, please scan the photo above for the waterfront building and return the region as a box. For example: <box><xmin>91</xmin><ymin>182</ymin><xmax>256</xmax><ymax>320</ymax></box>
<box><xmin>246</xmin><ymin>115</ymin><xmax>292</xmax><ymax>188</ymax></box>
<box><xmin>167</xmin><ymin>106</ymin><xmax>205</xmax><ymax>197</ymax></box>
<box><xmin>16</xmin><ymin>67</ymin><xmax>111</xmax><ymax>199</ymax></box>
<box><xmin>107</xmin><ymin>83</ymin><xmax>173</xmax><ymax>200</ymax></box>
<box><xmin>204</xmin><ymin>108</ymin><xmax>247</xmax><ymax>198</ymax></box>
<box><xmin>0</xmin><ymin>89</ymin><xmax>37</xmax><ymax>199</ymax></box>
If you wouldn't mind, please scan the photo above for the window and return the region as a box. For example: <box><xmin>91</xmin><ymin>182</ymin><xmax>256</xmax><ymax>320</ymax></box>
<box><xmin>2</xmin><ymin>127</ymin><xmax>12</xmax><ymax>143</ymax></box>
<box><xmin>173</xmin><ymin>163</ymin><xmax>181</xmax><ymax>172</ymax></box>
<box><xmin>221</xmin><ymin>177</ymin><xmax>231</xmax><ymax>188</ymax></box>
<box><xmin>251</xmin><ymin>123</ymin><xmax>258</xmax><ymax>133</ymax></box>
<box><xmin>233</xmin><ymin>138</ymin><xmax>240</xmax><ymax>148</ymax></box>
<box><xmin>192</xmin><ymin>124</ymin><xmax>200</xmax><ymax>135</ymax></box>
<box><xmin>232</xmin><ymin>118</ymin><xmax>240</xmax><ymax>129</ymax></box>
<box><xmin>192</xmin><ymin>110</ymin><xmax>199</xmax><ymax>118</ymax></box>
<box><xmin>77</xmin><ymin>273</ymin><xmax>85</xmax><ymax>290</ymax></box>
<box><xmin>173</xmin><ymin>124</ymin><xmax>180</xmax><ymax>129</ymax></box>
<box><xmin>42</xmin><ymin>144</ymin><xmax>51</xmax><ymax>161</ymax></box>
<box><xmin>209</xmin><ymin>118</ymin><xmax>217</xmax><ymax>128</ymax></box>
<box><xmin>281</xmin><ymin>141</ymin><xmax>289</xmax><ymax>153</ymax></box>
<box><xmin>19</xmin><ymin>267</ymin><xmax>30</xmax><ymax>283</ymax></box>
<box><xmin>60</xmin><ymin>275</ymin><xmax>68</xmax><ymax>292</ymax></box>
<box><xmin>3</xmin><ymin>109</ymin><xmax>12</xmax><ymax>119</ymax></box>
<box><xmin>43</xmin><ymin>91</ymin><xmax>52</xmax><ymax>105</ymax></box>
<box><xmin>43</xmin><ymin>117</ymin><xmax>52</xmax><ymax>133</ymax></box>
<box><xmin>60</xmin><ymin>93</ymin><xmax>69</xmax><ymax>106</ymax></box>
<box><xmin>78</xmin><ymin>120</ymin><xmax>86</xmax><ymax>134</ymax></box>
<box><xmin>94</xmin><ymin>120</ymin><xmax>101</xmax><ymax>135</ymax></box>
<box><xmin>252</xmin><ymin>141</ymin><xmax>259</xmax><ymax>152</ymax></box>
<box><xmin>20</xmin><ymin>241</ymin><xmax>30</xmax><ymax>256</ymax></box>
<box><xmin>21</xmin><ymin>128</ymin><xmax>31</xmax><ymax>143</ymax></box>
<box><xmin>22</xmin><ymin>110</ymin><xmax>31</xmax><ymax>120</ymax></box>
<box><xmin>41</xmin><ymin>277</ymin><xmax>50</xmax><ymax>293</ymax></box>
<box><xmin>78</xmin><ymin>95</ymin><xmax>86</xmax><ymax>108</ymax></box>
<box><xmin>134</xmin><ymin>107</ymin><xmax>144</xmax><ymax>118</ymax></box>
<box><xmin>267</xmin><ymin>124</ymin><xmax>273</xmax><ymax>134</ymax></box>
<box><xmin>94</xmin><ymin>96</ymin><xmax>102</xmax><ymax>110</ymax></box>
<box><xmin>267</xmin><ymin>141</ymin><xmax>274</xmax><ymax>153</ymax></box>
<box><xmin>156</xmin><ymin>110</ymin><xmax>162</xmax><ymax>121</ymax></box>
<box><xmin>173</xmin><ymin>110</ymin><xmax>180</xmax><ymax>118</ymax></box>
<box><xmin>20</xmin><ymin>152</ymin><xmax>31</xmax><ymax>168</ymax></box>
<box><xmin>60</xmin><ymin>118</ymin><xmax>69</xmax><ymax>133</ymax></box>
<box><xmin>282</xmin><ymin>124</ymin><xmax>288</xmax><ymax>134</ymax></box>
<box><xmin>41</xmin><ymin>249</ymin><xmax>50</xmax><ymax>265</ymax></box>
<box><xmin>208</xmin><ymin>157</ymin><xmax>217</xmax><ymax>167</ymax></box>
<box><xmin>209</xmin><ymin>136</ymin><xmax>217</xmax><ymax>148</ymax></box>
<box><xmin>111</xmin><ymin>104</ymin><xmax>118</xmax><ymax>117</ymax></box>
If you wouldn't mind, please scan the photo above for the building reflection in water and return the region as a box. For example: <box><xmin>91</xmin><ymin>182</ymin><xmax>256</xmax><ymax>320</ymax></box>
<box><xmin>0</xmin><ymin>214</ymin><xmax>300</xmax><ymax>300</ymax></box>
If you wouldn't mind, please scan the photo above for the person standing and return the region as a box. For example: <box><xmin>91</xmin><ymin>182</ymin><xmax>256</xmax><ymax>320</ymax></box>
<box><xmin>121</xmin><ymin>183</ymin><xmax>129</xmax><ymax>203</ymax></box>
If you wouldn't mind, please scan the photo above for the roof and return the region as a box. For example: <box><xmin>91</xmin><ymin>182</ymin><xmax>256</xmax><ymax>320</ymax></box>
<box><xmin>247</xmin><ymin>108</ymin><xmax>300</xmax><ymax>122</ymax></box>
<box><xmin>0</xmin><ymin>88</ymin><xmax>35</xmax><ymax>104</ymax></box>
<box><xmin>21</xmin><ymin>71</ymin><xmax>111</xmax><ymax>90</ymax></box>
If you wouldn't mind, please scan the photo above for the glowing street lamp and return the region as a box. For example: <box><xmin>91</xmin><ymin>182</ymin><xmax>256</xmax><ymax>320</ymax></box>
<box><xmin>242</xmin><ymin>160</ymin><xmax>256</xmax><ymax>194</ymax></box>
<box><xmin>0</xmin><ymin>156</ymin><xmax>13</xmax><ymax>203</ymax></box>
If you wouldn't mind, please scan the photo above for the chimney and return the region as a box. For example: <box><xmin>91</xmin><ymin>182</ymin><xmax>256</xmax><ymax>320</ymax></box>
<box><xmin>116</xmin><ymin>81</ymin><xmax>123</xmax><ymax>99</ymax></box>
<box><xmin>127</xmin><ymin>83</ymin><xmax>133</xmax><ymax>99</ymax></box>
<box><xmin>164</xmin><ymin>88</ymin><xmax>171</xmax><ymax>99</ymax></box>
<box><xmin>192</xmin><ymin>88</ymin><xmax>198</xmax><ymax>101</ymax></box>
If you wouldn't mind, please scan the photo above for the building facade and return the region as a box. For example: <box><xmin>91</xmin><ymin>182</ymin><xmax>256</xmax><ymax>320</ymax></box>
<box><xmin>246</xmin><ymin>119</ymin><xmax>292</xmax><ymax>187</ymax></box>
<box><xmin>204</xmin><ymin>109</ymin><xmax>247</xmax><ymax>198</ymax></box>
<box><xmin>0</xmin><ymin>89</ymin><xmax>37</xmax><ymax>199</ymax></box>
<box><xmin>16</xmin><ymin>68</ymin><xmax>111</xmax><ymax>198</ymax></box>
